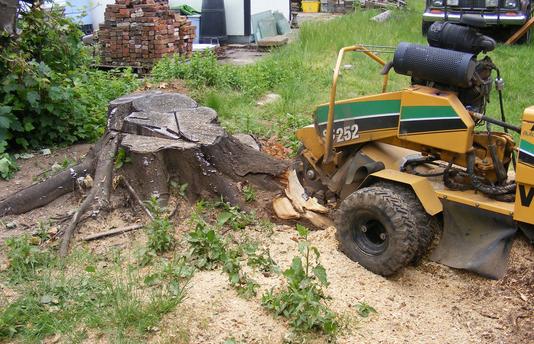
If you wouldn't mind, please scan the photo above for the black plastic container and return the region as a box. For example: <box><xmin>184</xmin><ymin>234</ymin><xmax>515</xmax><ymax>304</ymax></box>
<box><xmin>200</xmin><ymin>0</ymin><xmax>227</xmax><ymax>42</ymax></box>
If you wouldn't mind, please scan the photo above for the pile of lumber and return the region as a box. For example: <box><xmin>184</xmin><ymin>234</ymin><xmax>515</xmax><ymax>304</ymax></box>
<box><xmin>98</xmin><ymin>0</ymin><xmax>194</xmax><ymax>67</ymax></box>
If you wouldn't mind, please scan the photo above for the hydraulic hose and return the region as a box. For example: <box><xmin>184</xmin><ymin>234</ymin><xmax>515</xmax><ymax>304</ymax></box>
<box><xmin>443</xmin><ymin>161</ymin><xmax>472</xmax><ymax>191</ymax></box>
<box><xmin>466</xmin><ymin>151</ymin><xmax>516</xmax><ymax>196</ymax></box>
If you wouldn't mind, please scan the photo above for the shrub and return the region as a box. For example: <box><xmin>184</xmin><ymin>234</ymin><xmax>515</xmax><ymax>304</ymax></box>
<box><xmin>0</xmin><ymin>6</ymin><xmax>139</xmax><ymax>159</ymax></box>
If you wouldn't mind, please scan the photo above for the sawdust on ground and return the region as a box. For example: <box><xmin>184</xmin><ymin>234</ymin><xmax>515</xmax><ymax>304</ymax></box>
<box><xmin>1</xmin><ymin>145</ymin><xmax>533</xmax><ymax>344</ymax></box>
<box><xmin>148</xmin><ymin>225</ymin><xmax>533</xmax><ymax>344</ymax></box>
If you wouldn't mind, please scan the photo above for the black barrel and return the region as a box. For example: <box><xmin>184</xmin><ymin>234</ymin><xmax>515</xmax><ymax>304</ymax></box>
<box><xmin>200</xmin><ymin>0</ymin><xmax>227</xmax><ymax>42</ymax></box>
<box><xmin>393</xmin><ymin>42</ymin><xmax>476</xmax><ymax>88</ymax></box>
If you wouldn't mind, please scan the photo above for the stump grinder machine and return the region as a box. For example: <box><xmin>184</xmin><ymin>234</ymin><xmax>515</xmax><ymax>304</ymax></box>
<box><xmin>294</xmin><ymin>17</ymin><xmax>534</xmax><ymax>279</ymax></box>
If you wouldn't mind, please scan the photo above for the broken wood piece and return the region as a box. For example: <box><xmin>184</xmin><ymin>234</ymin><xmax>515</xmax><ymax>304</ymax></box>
<box><xmin>303</xmin><ymin>197</ymin><xmax>329</xmax><ymax>214</ymax></box>
<box><xmin>82</xmin><ymin>224</ymin><xmax>144</xmax><ymax>241</ymax></box>
<box><xmin>285</xmin><ymin>169</ymin><xmax>329</xmax><ymax>214</ymax></box>
<box><xmin>303</xmin><ymin>211</ymin><xmax>334</xmax><ymax>230</ymax></box>
<box><xmin>273</xmin><ymin>196</ymin><xmax>301</xmax><ymax>220</ymax></box>
<box><xmin>505</xmin><ymin>16</ymin><xmax>534</xmax><ymax>44</ymax></box>
<box><xmin>285</xmin><ymin>169</ymin><xmax>308</xmax><ymax>212</ymax></box>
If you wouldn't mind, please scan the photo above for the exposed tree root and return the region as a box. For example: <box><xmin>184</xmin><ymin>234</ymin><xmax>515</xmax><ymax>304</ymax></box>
<box><xmin>118</xmin><ymin>175</ymin><xmax>154</xmax><ymax>221</ymax></box>
<box><xmin>0</xmin><ymin>138</ymin><xmax>107</xmax><ymax>217</ymax></box>
<box><xmin>59</xmin><ymin>133</ymin><xmax>119</xmax><ymax>256</ymax></box>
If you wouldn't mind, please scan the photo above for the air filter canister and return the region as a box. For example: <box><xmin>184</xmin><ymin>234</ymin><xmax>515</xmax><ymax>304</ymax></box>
<box><xmin>393</xmin><ymin>42</ymin><xmax>476</xmax><ymax>88</ymax></box>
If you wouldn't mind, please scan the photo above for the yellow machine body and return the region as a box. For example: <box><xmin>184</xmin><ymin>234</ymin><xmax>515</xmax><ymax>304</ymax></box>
<box><xmin>514</xmin><ymin>107</ymin><xmax>534</xmax><ymax>223</ymax></box>
<box><xmin>295</xmin><ymin>45</ymin><xmax>534</xmax><ymax>226</ymax></box>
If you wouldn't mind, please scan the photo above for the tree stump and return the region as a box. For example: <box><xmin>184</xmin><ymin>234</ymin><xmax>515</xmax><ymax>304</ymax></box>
<box><xmin>0</xmin><ymin>91</ymin><xmax>289</xmax><ymax>255</ymax></box>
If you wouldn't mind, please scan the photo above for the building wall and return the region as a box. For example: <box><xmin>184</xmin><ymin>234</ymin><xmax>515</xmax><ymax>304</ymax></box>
<box><xmin>168</xmin><ymin>0</ymin><xmax>289</xmax><ymax>37</ymax></box>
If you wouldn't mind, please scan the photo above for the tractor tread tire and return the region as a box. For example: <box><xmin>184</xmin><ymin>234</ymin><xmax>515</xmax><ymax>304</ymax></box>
<box><xmin>374</xmin><ymin>182</ymin><xmax>441</xmax><ymax>264</ymax></box>
<box><xmin>335</xmin><ymin>186</ymin><xmax>419</xmax><ymax>276</ymax></box>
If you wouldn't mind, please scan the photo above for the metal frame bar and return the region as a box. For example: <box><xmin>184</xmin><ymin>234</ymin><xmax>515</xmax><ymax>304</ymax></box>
<box><xmin>323</xmin><ymin>45</ymin><xmax>393</xmax><ymax>163</ymax></box>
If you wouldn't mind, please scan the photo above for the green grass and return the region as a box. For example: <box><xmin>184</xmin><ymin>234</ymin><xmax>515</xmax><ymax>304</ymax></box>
<box><xmin>0</xmin><ymin>248</ymin><xmax>189</xmax><ymax>343</ymax></box>
<box><xmin>152</xmin><ymin>0</ymin><xmax>534</xmax><ymax>146</ymax></box>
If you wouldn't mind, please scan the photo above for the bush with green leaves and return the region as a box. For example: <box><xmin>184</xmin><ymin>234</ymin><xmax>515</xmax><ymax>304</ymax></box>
<box><xmin>262</xmin><ymin>225</ymin><xmax>339</xmax><ymax>336</ymax></box>
<box><xmin>0</xmin><ymin>153</ymin><xmax>18</xmax><ymax>179</ymax></box>
<box><xmin>0</xmin><ymin>5</ymin><xmax>139</xmax><ymax>177</ymax></box>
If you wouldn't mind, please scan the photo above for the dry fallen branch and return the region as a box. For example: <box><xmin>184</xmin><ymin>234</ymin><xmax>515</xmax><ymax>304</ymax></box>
<box><xmin>82</xmin><ymin>223</ymin><xmax>144</xmax><ymax>241</ymax></box>
<box><xmin>118</xmin><ymin>175</ymin><xmax>154</xmax><ymax>221</ymax></box>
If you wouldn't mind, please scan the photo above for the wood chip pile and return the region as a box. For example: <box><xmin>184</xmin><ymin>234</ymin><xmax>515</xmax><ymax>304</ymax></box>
<box><xmin>98</xmin><ymin>0</ymin><xmax>194</xmax><ymax>67</ymax></box>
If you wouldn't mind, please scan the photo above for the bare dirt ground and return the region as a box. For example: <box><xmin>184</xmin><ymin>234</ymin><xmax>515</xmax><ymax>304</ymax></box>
<box><xmin>1</xmin><ymin>144</ymin><xmax>533</xmax><ymax>344</ymax></box>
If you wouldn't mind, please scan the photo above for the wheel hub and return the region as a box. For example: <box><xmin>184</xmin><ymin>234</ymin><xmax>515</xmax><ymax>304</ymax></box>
<box><xmin>354</xmin><ymin>219</ymin><xmax>388</xmax><ymax>256</ymax></box>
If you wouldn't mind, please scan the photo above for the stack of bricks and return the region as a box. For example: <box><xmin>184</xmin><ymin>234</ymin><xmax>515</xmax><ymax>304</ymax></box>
<box><xmin>98</xmin><ymin>0</ymin><xmax>194</xmax><ymax>67</ymax></box>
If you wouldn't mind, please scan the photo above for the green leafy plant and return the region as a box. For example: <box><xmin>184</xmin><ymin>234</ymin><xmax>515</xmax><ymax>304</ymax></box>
<box><xmin>0</xmin><ymin>153</ymin><xmax>18</xmax><ymax>179</ymax></box>
<box><xmin>170</xmin><ymin>179</ymin><xmax>189</xmax><ymax>198</ymax></box>
<box><xmin>222</xmin><ymin>248</ymin><xmax>259</xmax><ymax>299</ymax></box>
<box><xmin>186</xmin><ymin>218</ymin><xmax>227</xmax><ymax>270</ymax></box>
<box><xmin>33</xmin><ymin>220</ymin><xmax>53</xmax><ymax>243</ymax></box>
<box><xmin>144</xmin><ymin>196</ymin><xmax>175</xmax><ymax>255</ymax></box>
<box><xmin>242</xmin><ymin>185</ymin><xmax>256</xmax><ymax>203</ymax></box>
<box><xmin>262</xmin><ymin>225</ymin><xmax>338</xmax><ymax>336</ymax></box>
<box><xmin>144</xmin><ymin>256</ymin><xmax>194</xmax><ymax>299</ymax></box>
<box><xmin>215</xmin><ymin>199</ymin><xmax>255</xmax><ymax>231</ymax></box>
<box><xmin>243</xmin><ymin>243</ymin><xmax>279</xmax><ymax>275</ymax></box>
<box><xmin>114</xmin><ymin>148</ymin><xmax>131</xmax><ymax>170</ymax></box>
<box><xmin>186</xmin><ymin>208</ymin><xmax>273</xmax><ymax>299</ymax></box>
<box><xmin>355</xmin><ymin>302</ymin><xmax>377</xmax><ymax>318</ymax></box>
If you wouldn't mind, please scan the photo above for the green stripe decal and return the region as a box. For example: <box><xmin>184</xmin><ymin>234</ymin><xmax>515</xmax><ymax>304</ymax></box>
<box><xmin>520</xmin><ymin>140</ymin><xmax>534</xmax><ymax>155</ymax></box>
<box><xmin>315</xmin><ymin>100</ymin><xmax>401</xmax><ymax>124</ymax></box>
<box><xmin>400</xmin><ymin>106</ymin><xmax>458</xmax><ymax>120</ymax></box>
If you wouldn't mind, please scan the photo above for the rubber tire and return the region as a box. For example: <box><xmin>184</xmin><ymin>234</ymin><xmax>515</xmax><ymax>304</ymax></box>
<box><xmin>374</xmin><ymin>182</ymin><xmax>442</xmax><ymax>264</ymax></box>
<box><xmin>422</xmin><ymin>20</ymin><xmax>432</xmax><ymax>36</ymax></box>
<box><xmin>335</xmin><ymin>186</ymin><xmax>419</xmax><ymax>276</ymax></box>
